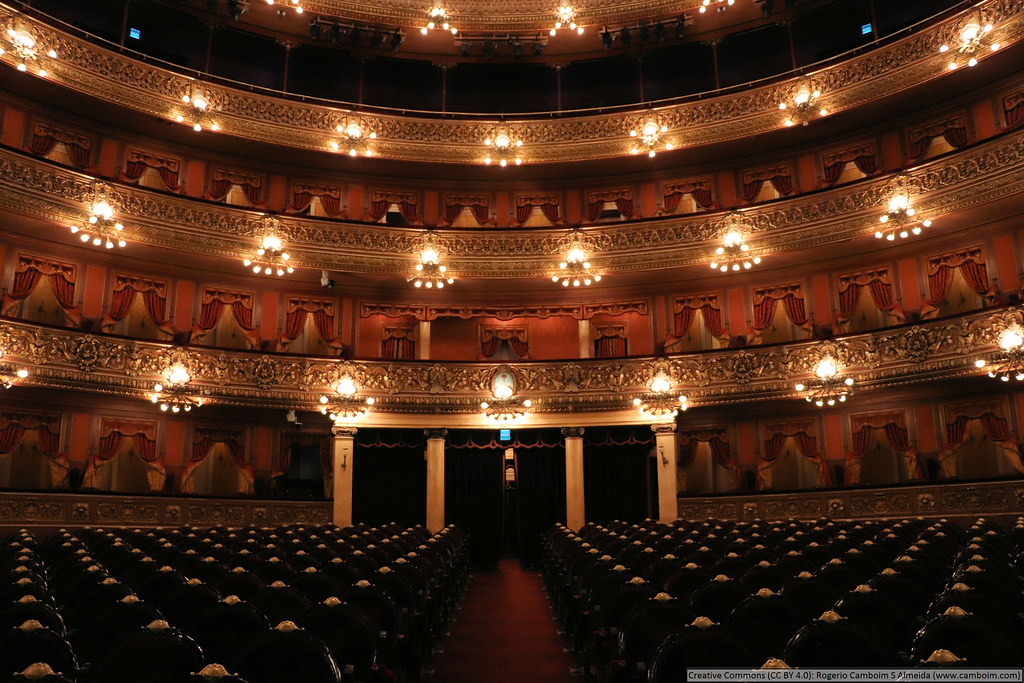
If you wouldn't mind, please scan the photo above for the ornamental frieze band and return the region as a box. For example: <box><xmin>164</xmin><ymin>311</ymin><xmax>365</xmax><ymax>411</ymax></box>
<box><xmin>1</xmin><ymin>129</ymin><xmax>1023</xmax><ymax>278</ymax></box>
<box><xmin>0</xmin><ymin>1</ymin><xmax>1021</xmax><ymax>163</ymax></box>
<box><xmin>0</xmin><ymin>305</ymin><xmax>1018</xmax><ymax>415</ymax></box>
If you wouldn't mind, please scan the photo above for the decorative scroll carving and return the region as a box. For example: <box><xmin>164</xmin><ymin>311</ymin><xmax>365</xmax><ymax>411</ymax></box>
<box><xmin>360</xmin><ymin>301</ymin><xmax>647</xmax><ymax>321</ymax></box>
<box><xmin>587</xmin><ymin>188</ymin><xmax>632</xmax><ymax>203</ymax></box>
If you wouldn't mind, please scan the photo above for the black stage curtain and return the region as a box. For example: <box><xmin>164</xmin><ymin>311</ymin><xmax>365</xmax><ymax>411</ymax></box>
<box><xmin>514</xmin><ymin>444</ymin><xmax>566</xmax><ymax>568</ymax></box>
<box><xmin>583</xmin><ymin>426</ymin><xmax>653</xmax><ymax>524</ymax></box>
<box><xmin>445</xmin><ymin>447</ymin><xmax>504</xmax><ymax>568</ymax></box>
<box><xmin>351</xmin><ymin>428</ymin><xmax>426</xmax><ymax>527</ymax></box>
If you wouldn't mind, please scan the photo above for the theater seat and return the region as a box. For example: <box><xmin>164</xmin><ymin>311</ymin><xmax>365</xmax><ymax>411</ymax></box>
<box><xmin>784</xmin><ymin>610</ymin><xmax>898</xmax><ymax>667</ymax></box>
<box><xmin>617</xmin><ymin>593</ymin><xmax>694</xmax><ymax>676</ymax></box>
<box><xmin>8</xmin><ymin>663</ymin><xmax>75</xmax><ymax>683</ymax></box>
<box><xmin>71</xmin><ymin>595</ymin><xmax>163</xmax><ymax>666</ymax></box>
<box><xmin>0</xmin><ymin>621</ymin><xmax>78</xmax><ymax>681</ymax></box>
<box><xmin>912</xmin><ymin>606</ymin><xmax>1022</xmax><ymax>666</ymax></box>
<box><xmin>187</xmin><ymin>664</ymin><xmax>249</xmax><ymax>682</ymax></box>
<box><xmin>727</xmin><ymin>589</ymin><xmax>806</xmax><ymax>664</ymax></box>
<box><xmin>187</xmin><ymin>596</ymin><xmax>270</xmax><ymax>670</ymax></box>
<box><xmin>234</xmin><ymin>621</ymin><xmax>341</xmax><ymax>683</ymax></box>
<box><xmin>648</xmin><ymin>617</ymin><xmax>754</xmax><ymax>682</ymax></box>
<box><xmin>90</xmin><ymin>620</ymin><xmax>205</xmax><ymax>683</ymax></box>
<box><xmin>299</xmin><ymin>597</ymin><xmax>377</xmax><ymax>680</ymax></box>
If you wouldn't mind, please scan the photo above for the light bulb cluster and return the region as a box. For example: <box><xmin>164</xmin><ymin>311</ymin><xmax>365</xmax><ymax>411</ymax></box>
<box><xmin>795</xmin><ymin>357</ymin><xmax>854</xmax><ymax>407</ymax></box>
<box><xmin>243</xmin><ymin>232</ymin><xmax>294</xmax><ymax>276</ymax></box>
<box><xmin>331</xmin><ymin>122</ymin><xmax>375</xmax><ymax>157</ymax></box>
<box><xmin>175</xmin><ymin>89</ymin><xmax>218</xmax><ymax>132</ymax></box>
<box><xmin>151</xmin><ymin>364</ymin><xmax>203</xmax><ymax>413</ymax></box>
<box><xmin>411</xmin><ymin>234</ymin><xmax>454</xmax><ymax>288</ymax></box>
<box><xmin>1</xmin><ymin>24</ymin><xmax>57</xmax><ymax>77</ymax></box>
<box><xmin>779</xmin><ymin>82</ymin><xmax>827</xmax><ymax>127</ymax></box>
<box><xmin>553</xmin><ymin>233</ymin><xmax>601</xmax><ymax>287</ymax></box>
<box><xmin>70</xmin><ymin>189</ymin><xmax>127</xmax><ymax>249</ymax></box>
<box><xmin>630</xmin><ymin>121</ymin><xmax>671</xmax><ymax>157</ymax></box>
<box><xmin>264</xmin><ymin>0</ymin><xmax>304</xmax><ymax>14</ymax></box>
<box><xmin>422</xmin><ymin>6</ymin><xmax>457</xmax><ymax>35</ymax></box>
<box><xmin>940</xmin><ymin>18</ymin><xmax>999</xmax><ymax>70</ymax></box>
<box><xmin>319</xmin><ymin>377</ymin><xmax>374</xmax><ymax>422</ymax></box>
<box><xmin>699</xmin><ymin>0</ymin><xmax>734</xmax><ymax>13</ymax></box>
<box><xmin>709</xmin><ymin>213</ymin><xmax>761</xmax><ymax>273</ymax></box>
<box><xmin>484</xmin><ymin>131</ymin><xmax>523</xmax><ymax>166</ymax></box>
<box><xmin>481</xmin><ymin>388</ymin><xmax>532</xmax><ymax>422</ymax></box>
<box><xmin>551</xmin><ymin>5</ymin><xmax>584</xmax><ymax>36</ymax></box>
<box><xmin>633</xmin><ymin>376</ymin><xmax>687</xmax><ymax>420</ymax></box>
<box><xmin>975</xmin><ymin>326</ymin><xmax>1024</xmax><ymax>382</ymax></box>
<box><xmin>875</xmin><ymin>177</ymin><xmax>932</xmax><ymax>241</ymax></box>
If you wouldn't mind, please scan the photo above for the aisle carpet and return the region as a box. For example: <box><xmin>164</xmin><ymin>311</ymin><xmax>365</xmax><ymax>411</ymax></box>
<box><xmin>431</xmin><ymin>558</ymin><xmax>574</xmax><ymax>682</ymax></box>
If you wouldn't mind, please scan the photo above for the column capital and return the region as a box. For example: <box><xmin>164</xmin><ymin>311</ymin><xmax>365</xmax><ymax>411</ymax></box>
<box><xmin>561</xmin><ymin>426</ymin><xmax>585</xmax><ymax>439</ymax></box>
<box><xmin>651</xmin><ymin>422</ymin><xmax>677</xmax><ymax>435</ymax></box>
<box><xmin>424</xmin><ymin>428</ymin><xmax>448</xmax><ymax>440</ymax></box>
<box><xmin>331</xmin><ymin>425</ymin><xmax>358</xmax><ymax>438</ymax></box>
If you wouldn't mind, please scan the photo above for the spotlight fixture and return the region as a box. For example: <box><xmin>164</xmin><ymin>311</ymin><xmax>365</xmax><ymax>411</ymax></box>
<box><xmin>390</xmin><ymin>30</ymin><xmax>403</xmax><ymax>51</ymax></box>
<box><xmin>779</xmin><ymin>79</ymin><xmax>827</xmax><ymax>127</ymax></box>
<box><xmin>1</xmin><ymin>21</ymin><xmax>58</xmax><ymax>76</ymax></box>
<box><xmin>481</xmin><ymin>382</ymin><xmax>531</xmax><ymax>422</ymax></box>
<box><xmin>0</xmin><ymin>350</ymin><xmax>28</xmax><ymax>390</ymax></box>
<box><xmin>633</xmin><ymin>374</ymin><xmax>687</xmax><ymax>420</ymax></box>
<box><xmin>410</xmin><ymin>231</ymin><xmax>454</xmax><ymax>289</ymax></box>
<box><xmin>319</xmin><ymin>376</ymin><xmax>374</xmax><ymax>422</ymax></box>
<box><xmin>483</xmin><ymin>129</ymin><xmax>523</xmax><ymax>166</ymax></box>
<box><xmin>600</xmin><ymin>27</ymin><xmax>613</xmax><ymax>48</ymax></box>
<box><xmin>619</xmin><ymin>26</ymin><xmax>631</xmax><ymax>46</ymax></box>
<box><xmin>709</xmin><ymin>212</ymin><xmax>761</xmax><ymax>273</ymax></box>
<box><xmin>875</xmin><ymin>174</ymin><xmax>932</xmax><ymax>241</ymax></box>
<box><xmin>795</xmin><ymin>356</ymin><xmax>854</xmax><ymax>407</ymax></box>
<box><xmin>975</xmin><ymin>325</ymin><xmax>1024</xmax><ymax>382</ymax></box>
<box><xmin>699</xmin><ymin>0</ymin><xmax>734</xmax><ymax>13</ymax></box>
<box><xmin>308</xmin><ymin>19</ymin><xmax>321</xmax><ymax>39</ymax></box>
<box><xmin>940</xmin><ymin>15</ymin><xmax>999</xmax><ymax>70</ymax></box>
<box><xmin>243</xmin><ymin>216</ymin><xmax>294</xmax><ymax>276</ymax></box>
<box><xmin>174</xmin><ymin>86</ymin><xmax>218</xmax><ymax>132</ymax></box>
<box><xmin>151</xmin><ymin>364</ymin><xmax>203</xmax><ymax>413</ymax></box>
<box><xmin>629</xmin><ymin>120</ymin><xmax>671</xmax><ymax>157</ymax></box>
<box><xmin>551</xmin><ymin>5</ymin><xmax>584</xmax><ymax>36</ymax></box>
<box><xmin>552</xmin><ymin>230</ymin><xmax>601</xmax><ymax>287</ymax></box>
<box><xmin>422</xmin><ymin>6</ymin><xmax>457</xmax><ymax>35</ymax></box>
<box><xmin>70</xmin><ymin>184</ymin><xmax>127</xmax><ymax>249</ymax></box>
<box><xmin>331</xmin><ymin>120</ymin><xmax>376</xmax><ymax>156</ymax></box>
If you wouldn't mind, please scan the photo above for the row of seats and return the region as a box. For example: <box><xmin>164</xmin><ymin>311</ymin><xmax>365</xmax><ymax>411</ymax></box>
<box><xmin>541</xmin><ymin>515</ymin><xmax>1024</xmax><ymax>682</ymax></box>
<box><xmin>0</xmin><ymin>522</ymin><xmax>470</xmax><ymax>683</ymax></box>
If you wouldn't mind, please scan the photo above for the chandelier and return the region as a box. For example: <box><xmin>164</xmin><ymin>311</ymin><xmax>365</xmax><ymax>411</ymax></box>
<box><xmin>483</xmin><ymin>130</ymin><xmax>523</xmax><ymax>166</ymax></box>
<box><xmin>70</xmin><ymin>185</ymin><xmax>127</xmax><ymax>249</ymax></box>
<box><xmin>709</xmin><ymin>212</ymin><xmax>761</xmax><ymax>273</ymax></box>
<box><xmin>410</xmin><ymin>232</ymin><xmax>454</xmax><ymax>289</ymax></box>
<box><xmin>699</xmin><ymin>0</ymin><xmax>734</xmax><ymax>13</ymax></box>
<box><xmin>974</xmin><ymin>325</ymin><xmax>1024</xmax><ymax>382</ymax></box>
<box><xmin>633</xmin><ymin>375</ymin><xmax>687</xmax><ymax>420</ymax></box>
<box><xmin>630</xmin><ymin>120</ymin><xmax>672</xmax><ymax>157</ymax></box>
<box><xmin>332</xmin><ymin>121</ymin><xmax>376</xmax><ymax>157</ymax></box>
<box><xmin>875</xmin><ymin>175</ymin><xmax>932</xmax><ymax>241</ymax></box>
<box><xmin>319</xmin><ymin>377</ymin><xmax>374</xmax><ymax>422</ymax></box>
<box><xmin>0</xmin><ymin>350</ymin><xmax>28</xmax><ymax>389</ymax></box>
<box><xmin>481</xmin><ymin>383</ymin><xmax>532</xmax><ymax>422</ymax></box>
<box><xmin>552</xmin><ymin>231</ymin><xmax>601</xmax><ymax>287</ymax></box>
<box><xmin>779</xmin><ymin>80</ymin><xmax>827</xmax><ymax>127</ymax></box>
<box><xmin>422</xmin><ymin>6</ymin><xmax>457</xmax><ymax>35</ymax></box>
<box><xmin>1</xmin><ymin>22</ymin><xmax>58</xmax><ymax>76</ymax></box>
<box><xmin>940</xmin><ymin>16</ymin><xmax>999</xmax><ymax>69</ymax></box>
<box><xmin>795</xmin><ymin>356</ymin><xmax>854</xmax><ymax>407</ymax></box>
<box><xmin>151</xmin><ymin>364</ymin><xmax>203</xmax><ymax>413</ymax></box>
<box><xmin>175</xmin><ymin>87</ymin><xmax>218</xmax><ymax>132</ymax></box>
<box><xmin>266</xmin><ymin>0</ymin><xmax>304</xmax><ymax>15</ymax></box>
<box><xmin>551</xmin><ymin>5</ymin><xmax>584</xmax><ymax>36</ymax></box>
<box><xmin>243</xmin><ymin>217</ymin><xmax>294</xmax><ymax>276</ymax></box>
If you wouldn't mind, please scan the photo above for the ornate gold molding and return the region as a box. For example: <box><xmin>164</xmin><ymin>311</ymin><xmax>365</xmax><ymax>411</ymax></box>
<box><xmin>3</xmin><ymin>127</ymin><xmax>1024</xmax><ymax>278</ymax></box>
<box><xmin>359</xmin><ymin>300</ymin><xmax>648</xmax><ymax>320</ymax></box>
<box><xmin>2</xmin><ymin>2</ymin><xmax>1022</xmax><ymax>163</ymax></box>
<box><xmin>0</xmin><ymin>305</ymin><xmax>1019</xmax><ymax>415</ymax></box>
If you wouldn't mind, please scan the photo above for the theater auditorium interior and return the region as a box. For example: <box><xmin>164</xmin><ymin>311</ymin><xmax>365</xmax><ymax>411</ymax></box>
<box><xmin>0</xmin><ymin>0</ymin><xmax>1023</xmax><ymax>680</ymax></box>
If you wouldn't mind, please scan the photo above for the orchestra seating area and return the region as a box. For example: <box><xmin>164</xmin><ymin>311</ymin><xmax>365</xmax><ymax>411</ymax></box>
<box><xmin>541</xmin><ymin>516</ymin><xmax>1024</xmax><ymax>681</ymax></box>
<box><xmin>0</xmin><ymin>523</ymin><xmax>469</xmax><ymax>683</ymax></box>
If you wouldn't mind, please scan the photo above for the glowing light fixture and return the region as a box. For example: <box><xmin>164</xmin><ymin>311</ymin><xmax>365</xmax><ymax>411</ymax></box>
<box><xmin>484</xmin><ymin>130</ymin><xmax>523</xmax><ymax>166</ymax></box>
<box><xmin>552</xmin><ymin>230</ymin><xmax>601</xmax><ymax>287</ymax></box>
<box><xmin>410</xmin><ymin>232</ymin><xmax>454</xmax><ymax>289</ymax></box>
<box><xmin>151</xmin><ymin>364</ymin><xmax>203</xmax><ymax>413</ymax></box>
<box><xmin>175</xmin><ymin>86</ymin><xmax>218</xmax><ymax>132</ymax></box>
<box><xmin>243</xmin><ymin>217</ymin><xmax>294</xmax><ymax>276</ymax></box>
<box><xmin>0</xmin><ymin>349</ymin><xmax>28</xmax><ymax>389</ymax></box>
<box><xmin>70</xmin><ymin>185</ymin><xmax>127</xmax><ymax>249</ymax></box>
<box><xmin>940</xmin><ymin>16</ymin><xmax>999</xmax><ymax>70</ymax></box>
<box><xmin>633</xmin><ymin>375</ymin><xmax>687</xmax><ymax>420</ymax></box>
<box><xmin>481</xmin><ymin>383</ymin><xmax>532</xmax><ymax>422</ymax></box>
<box><xmin>630</xmin><ymin>120</ymin><xmax>671</xmax><ymax>157</ymax></box>
<box><xmin>331</xmin><ymin>121</ymin><xmax>376</xmax><ymax>157</ymax></box>
<box><xmin>551</xmin><ymin>5</ymin><xmax>584</xmax><ymax>35</ymax></box>
<box><xmin>699</xmin><ymin>0</ymin><xmax>734</xmax><ymax>13</ymax></box>
<box><xmin>975</xmin><ymin>325</ymin><xmax>1024</xmax><ymax>382</ymax></box>
<box><xmin>779</xmin><ymin>80</ymin><xmax>827</xmax><ymax>127</ymax></box>
<box><xmin>875</xmin><ymin>175</ymin><xmax>932</xmax><ymax>241</ymax></box>
<box><xmin>422</xmin><ymin>6</ymin><xmax>457</xmax><ymax>34</ymax></box>
<box><xmin>709</xmin><ymin>212</ymin><xmax>761</xmax><ymax>273</ymax></box>
<box><xmin>795</xmin><ymin>356</ymin><xmax>854</xmax><ymax>407</ymax></box>
<box><xmin>319</xmin><ymin>377</ymin><xmax>374</xmax><ymax>422</ymax></box>
<box><xmin>1</xmin><ymin>22</ymin><xmax>58</xmax><ymax>76</ymax></box>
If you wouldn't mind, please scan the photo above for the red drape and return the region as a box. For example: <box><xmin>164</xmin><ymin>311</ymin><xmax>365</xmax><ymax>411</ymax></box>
<box><xmin>614</xmin><ymin>197</ymin><xmax>633</xmax><ymax>218</ymax></box>
<box><xmin>1006</xmin><ymin>96</ymin><xmax>1024</xmax><ymax>127</ymax></box>
<box><xmin>184</xmin><ymin>434</ymin><xmax>254</xmax><ymax>489</ymax></box>
<box><xmin>27</xmin><ymin>128</ymin><xmax>91</xmax><ymax>168</ymax></box>
<box><xmin>368</xmin><ymin>199</ymin><xmax>390</xmax><ymax>221</ymax></box>
<box><xmin>3</xmin><ymin>261</ymin><xmax>80</xmax><ymax>325</ymax></box>
<box><xmin>398</xmin><ymin>200</ymin><xmax>418</xmax><ymax>223</ymax></box>
<box><xmin>120</xmin><ymin>153</ymin><xmax>180</xmax><ymax>191</ymax></box>
<box><xmin>481</xmin><ymin>336</ymin><xmax>502</xmax><ymax>357</ymax></box>
<box><xmin>287</xmin><ymin>186</ymin><xmax>342</xmax><ymax>217</ymax></box>
<box><xmin>0</xmin><ymin>423</ymin><xmax>27</xmax><ymax>454</ymax></box>
<box><xmin>278</xmin><ymin>300</ymin><xmax>343</xmax><ymax>351</ymax></box>
<box><xmin>752</xmin><ymin>290</ymin><xmax>808</xmax><ymax>331</ymax></box>
<box><xmin>926</xmin><ymin>255</ymin><xmax>990</xmax><ymax>307</ymax></box>
<box><xmin>28</xmin><ymin>132</ymin><xmax>57</xmax><ymax>157</ymax></box>
<box><xmin>102</xmin><ymin>280</ymin><xmax>172</xmax><ymax>335</ymax></box>
<box><xmin>586</xmin><ymin>200</ymin><xmax>605</xmax><ymax>222</ymax></box>
<box><xmin>192</xmin><ymin>292</ymin><xmax>258</xmax><ymax>347</ymax></box>
<box><xmin>674</xmin><ymin>302</ymin><xmax>725</xmax><ymax>338</ymax></box>
<box><xmin>594</xmin><ymin>336</ymin><xmax>626</xmax><ymax>358</ymax></box>
<box><xmin>382</xmin><ymin>337</ymin><xmax>415</xmax><ymax>359</ymax></box>
<box><xmin>838</xmin><ymin>273</ymin><xmax>898</xmax><ymax>318</ymax></box>
<box><xmin>665</xmin><ymin>183</ymin><xmax>715</xmax><ymax>211</ymax></box>
<box><xmin>207</xmin><ymin>178</ymin><xmax>232</xmax><ymax>201</ymax></box>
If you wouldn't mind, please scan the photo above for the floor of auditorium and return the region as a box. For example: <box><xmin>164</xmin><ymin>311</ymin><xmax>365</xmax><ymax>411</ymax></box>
<box><xmin>431</xmin><ymin>558</ymin><xmax>575</xmax><ymax>682</ymax></box>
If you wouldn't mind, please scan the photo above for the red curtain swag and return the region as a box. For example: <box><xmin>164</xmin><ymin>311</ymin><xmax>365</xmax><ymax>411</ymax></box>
<box><xmin>594</xmin><ymin>336</ymin><xmax>626</xmax><ymax>358</ymax></box>
<box><xmin>753</xmin><ymin>292</ymin><xmax>808</xmax><ymax>331</ymax></box>
<box><xmin>382</xmin><ymin>337</ymin><xmax>415</xmax><ymax>359</ymax></box>
<box><xmin>926</xmin><ymin>257</ymin><xmax>990</xmax><ymax>307</ymax></box>
<box><xmin>674</xmin><ymin>302</ymin><xmax>725</xmax><ymax>338</ymax></box>
<box><xmin>102</xmin><ymin>282</ymin><xmax>173</xmax><ymax>334</ymax></box>
<box><xmin>278</xmin><ymin>303</ymin><xmax>343</xmax><ymax>351</ymax></box>
<box><xmin>3</xmin><ymin>263</ymin><xmax>81</xmax><ymax>324</ymax></box>
<box><xmin>838</xmin><ymin>274</ymin><xmax>898</xmax><ymax>319</ymax></box>
<box><xmin>28</xmin><ymin>130</ymin><xmax>92</xmax><ymax>169</ymax></box>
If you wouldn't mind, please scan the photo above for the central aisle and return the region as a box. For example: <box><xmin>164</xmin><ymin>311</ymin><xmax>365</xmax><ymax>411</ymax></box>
<box><xmin>431</xmin><ymin>558</ymin><xmax>574</xmax><ymax>683</ymax></box>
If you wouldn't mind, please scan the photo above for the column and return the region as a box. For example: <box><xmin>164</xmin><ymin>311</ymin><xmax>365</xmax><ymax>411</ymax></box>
<box><xmin>331</xmin><ymin>425</ymin><xmax>357</xmax><ymax>527</ymax></box>
<box><xmin>578</xmin><ymin>319</ymin><xmax>591</xmax><ymax>359</ymax></box>
<box><xmin>652</xmin><ymin>423</ymin><xmax>679</xmax><ymax>524</ymax></box>
<box><xmin>417</xmin><ymin>320</ymin><xmax>431</xmax><ymax>360</ymax></box>
<box><xmin>562</xmin><ymin>427</ymin><xmax>585</xmax><ymax>531</ymax></box>
<box><xmin>425</xmin><ymin>428</ymin><xmax>447</xmax><ymax>533</ymax></box>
